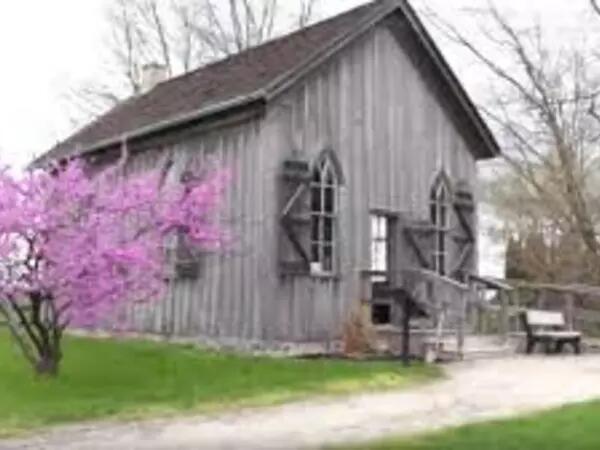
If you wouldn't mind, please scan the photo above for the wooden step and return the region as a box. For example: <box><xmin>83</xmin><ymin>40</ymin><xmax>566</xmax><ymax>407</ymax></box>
<box><xmin>438</xmin><ymin>336</ymin><xmax>516</xmax><ymax>361</ymax></box>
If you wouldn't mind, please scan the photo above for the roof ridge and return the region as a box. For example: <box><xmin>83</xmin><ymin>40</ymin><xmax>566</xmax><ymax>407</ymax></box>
<box><xmin>35</xmin><ymin>1</ymin><xmax>383</xmax><ymax>166</ymax></box>
<box><xmin>148</xmin><ymin>1</ymin><xmax>379</xmax><ymax>94</ymax></box>
<box><xmin>38</xmin><ymin>0</ymin><xmax>498</xmax><ymax>164</ymax></box>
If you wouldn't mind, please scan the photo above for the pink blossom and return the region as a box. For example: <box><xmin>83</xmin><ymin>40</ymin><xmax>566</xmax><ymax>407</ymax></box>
<box><xmin>0</xmin><ymin>159</ymin><xmax>228</xmax><ymax>328</ymax></box>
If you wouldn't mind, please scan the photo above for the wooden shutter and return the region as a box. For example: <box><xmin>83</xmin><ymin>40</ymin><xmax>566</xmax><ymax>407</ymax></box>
<box><xmin>278</xmin><ymin>158</ymin><xmax>312</xmax><ymax>276</ymax></box>
<box><xmin>389</xmin><ymin>215</ymin><xmax>435</xmax><ymax>287</ymax></box>
<box><xmin>403</xmin><ymin>219</ymin><xmax>436</xmax><ymax>270</ymax></box>
<box><xmin>165</xmin><ymin>234</ymin><xmax>202</xmax><ymax>280</ymax></box>
<box><xmin>174</xmin><ymin>234</ymin><xmax>202</xmax><ymax>279</ymax></box>
<box><xmin>451</xmin><ymin>184</ymin><xmax>476</xmax><ymax>281</ymax></box>
<box><xmin>163</xmin><ymin>154</ymin><xmax>203</xmax><ymax>280</ymax></box>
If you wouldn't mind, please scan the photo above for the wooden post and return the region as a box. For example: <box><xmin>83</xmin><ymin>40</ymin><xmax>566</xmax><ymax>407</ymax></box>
<box><xmin>465</xmin><ymin>284</ymin><xmax>472</xmax><ymax>333</ymax></box>
<box><xmin>402</xmin><ymin>295</ymin><xmax>412</xmax><ymax>367</ymax></box>
<box><xmin>500</xmin><ymin>289</ymin><xmax>510</xmax><ymax>341</ymax></box>
<box><xmin>537</xmin><ymin>289</ymin><xmax>546</xmax><ymax>310</ymax></box>
<box><xmin>478</xmin><ymin>289</ymin><xmax>485</xmax><ymax>334</ymax></box>
<box><xmin>470</xmin><ymin>286</ymin><xmax>478</xmax><ymax>334</ymax></box>
<box><xmin>471</xmin><ymin>286</ymin><xmax>480</xmax><ymax>334</ymax></box>
<box><xmin>565</xmin><ymin>293</ymin><xmax>575</xmax><ymax>331</ymax></box>
<box><xmin>456</xmin><ymin>289</ymin><xmax>468</xmax><ymax>361</ymax></box>
<box><xmin>429</xmin><ymin>280</ymin><xmax>439</xmax><ymax>331</ymax></box>
<box><xmin>513</xmin><ymin>289</ymin><xmax>521</xmax><ymax>333</ymax></box>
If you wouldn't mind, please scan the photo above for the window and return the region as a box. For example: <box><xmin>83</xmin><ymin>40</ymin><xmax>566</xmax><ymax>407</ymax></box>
<box><xmin>370</xmin><ymin>214</ymin><xmax>390</xmax><ymax>283</ymax></box>
<box><xmin>372</xmin><ymin>302</ymin><xmax>392</xmax><ymax>325</ymax></box>
<box><xmin>310</xmin><ymin>153</ymin><xmax>340</xmax><ymax>274</ymax></box>
<box><xmin>430</xmin><ymin>174</ymin><xmax>450</xmax><ymax>276</ymax></box>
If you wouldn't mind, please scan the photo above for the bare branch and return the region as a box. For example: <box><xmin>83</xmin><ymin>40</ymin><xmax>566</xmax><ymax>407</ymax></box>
<box><xmin>66</xmin><ymin>0</ymin><xmax>321</xmax><ymax>121</ymax></box>
<box><xmin>427</xmin><ymin>2</ymin><xmax>600</xmax><ymax>282</ymax></box>
<box><xmin>146</xmin><ymin>0</ymin><xmax>173</xmax><ymax>74</ymax></box>
<box><xmin>298</xmin><ymin>0</ymin><xmax>318</xmax><ymax>28</ymax></box>
<box><xmin>0</xmin><ymin>303</ymin><xmax>37</xmax><ymax>368</ymax></box>
<box><xmin>592</xmin><ymin>0</ymin><xmax>600</xmax><ymax>17</ymax></box>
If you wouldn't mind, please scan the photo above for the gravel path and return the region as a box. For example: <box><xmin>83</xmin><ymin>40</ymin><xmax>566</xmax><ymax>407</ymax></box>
<box><xmin>4</xmin><ymin>356</ymin><xmax>600</xmax><ymax>450</ymax></box>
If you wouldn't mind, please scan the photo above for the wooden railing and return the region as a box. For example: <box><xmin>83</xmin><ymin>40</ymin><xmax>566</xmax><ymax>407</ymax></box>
<box><xmin>361</xmin><ymin>268</ymin><xmax>600</xmax><ymax>359</ymax></box>
<box><xmin>468</xmin><ymin>275</ymin><xmax>513</xmax><ymax>338</ymax></box>
<box><xmin>503</xmin><ymin>281</ymin><xmax>600</xmax><ymax>337</ymax></box>
<box><xmin>469</xmin><ymin>278</ymin><xmax>600</xmax><ymax>338</ymax></box>
<box><xmin>402</xmin><ymin>269</ymin><xmax>473</xmax><ymax>359</ymax></box>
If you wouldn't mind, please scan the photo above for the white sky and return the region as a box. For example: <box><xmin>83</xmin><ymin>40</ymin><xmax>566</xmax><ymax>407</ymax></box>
<box><xmin>0</xmin><ymin>0</ymin><xmax>591</xmax><ymax>169</ymax></box>
<box><xmin>0</xmin><ymin>0</ymin><xmax>594</xmax><ymax>276</ymax></box>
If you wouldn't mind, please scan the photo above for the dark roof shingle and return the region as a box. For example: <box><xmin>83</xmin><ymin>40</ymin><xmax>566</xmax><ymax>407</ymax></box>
<box><xmin>45</xmin><ymin>1</ymin><xmax>383</xmax><ymax>161</ymax></box>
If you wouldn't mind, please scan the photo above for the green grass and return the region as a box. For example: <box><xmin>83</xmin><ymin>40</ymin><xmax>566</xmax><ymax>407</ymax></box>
<box><xmin>0</xmin><ymin>332</ymin><xmax>439</xmax><ymax>437</ymax></box>
<box><xmin>338</xmin><ymin>401</ymin><xmax>600</xmax><ymax>450</ymax></box>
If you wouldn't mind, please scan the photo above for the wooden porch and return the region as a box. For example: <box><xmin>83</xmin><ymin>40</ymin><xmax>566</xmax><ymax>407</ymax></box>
<box><xmin>361</xmin><ymin>269</ymin><xmax>600</xmax><ymax>363</ymax></box>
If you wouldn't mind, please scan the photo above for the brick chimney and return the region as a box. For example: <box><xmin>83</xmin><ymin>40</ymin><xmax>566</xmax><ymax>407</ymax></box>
<box><xmin>140</xmin><ymin>63</ymin><xmax>168</xmax><ymax>93</ymax></box>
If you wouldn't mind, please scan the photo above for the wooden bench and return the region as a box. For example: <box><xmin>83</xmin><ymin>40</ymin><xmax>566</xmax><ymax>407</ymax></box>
<box><xmin>521</xmin><ymin>310</ymin><xmax>581</xmax><ymax>354</ymax></box>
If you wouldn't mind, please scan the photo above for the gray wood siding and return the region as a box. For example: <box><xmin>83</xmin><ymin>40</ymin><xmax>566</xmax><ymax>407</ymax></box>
<box><xmin>121</xmin><ymin>17</ymin><xmax>479</xmax><ymax>347</ymax></box>
<box><xmin>266</xmin><ymin>21</ymin><xmax>477</xmax><ymax>342</ymax></box>
<box><xmin>121</xmin><ymin>118</ymin><xmax>283</xmax><ymax>345</ymax></box>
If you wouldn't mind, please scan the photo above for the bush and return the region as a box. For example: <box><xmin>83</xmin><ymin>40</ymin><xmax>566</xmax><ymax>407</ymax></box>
<box><xmin>342</xmin><ymin>302</ymin><xmax>376</xmax><ymax>356</ymax></box>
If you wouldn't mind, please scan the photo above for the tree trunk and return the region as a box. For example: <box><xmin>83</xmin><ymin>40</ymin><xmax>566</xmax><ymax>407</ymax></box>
<box><xmin>34</xmin><ymin>339</ymin><xmax>62</xmax><ymax>377</ymax></box>
<box><xmin>35</xmin><ymin>352</ymin><xmax>61</xmax><ymax>377</ymax></box>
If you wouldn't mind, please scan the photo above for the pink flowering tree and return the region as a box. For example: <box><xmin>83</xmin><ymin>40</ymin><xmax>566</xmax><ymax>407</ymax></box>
<box><xmin>0</xmin><ymin>160</ymin><xmax>228</xmax><ymax>376</ymax></box>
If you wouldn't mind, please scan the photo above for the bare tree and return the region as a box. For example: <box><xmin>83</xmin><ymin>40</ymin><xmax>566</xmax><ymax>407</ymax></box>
<box><xmin>592</xmin><ymin>0</ymin><xmax>600</xmax><ymax>17</ymax></box>
<box><xmin>67</xmin><ymin>0</ymin><xmax>320</xmax><ymax>123</ymax></box>
<box><xmin>425</xmin><ymin>3</ymin><xmax>600</xmax><ymax>283</ymax></box>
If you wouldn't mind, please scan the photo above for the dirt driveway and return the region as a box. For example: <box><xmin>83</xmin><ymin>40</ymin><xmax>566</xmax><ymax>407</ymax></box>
<box><xmin>4</xmin><ymin>356</ymin><xmax>600</xmax><ymax>450</ymax></box>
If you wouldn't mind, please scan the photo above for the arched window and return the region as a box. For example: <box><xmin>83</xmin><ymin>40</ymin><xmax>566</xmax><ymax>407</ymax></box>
<box><xmin>310</xmin><ymin>151</ymin><xmax>342</xmax><ymax>274</ymax></box>
<box><xmin>430</xmin><ymin>173</ymin><xmax>451</xmax><ymax>276</ymax></box>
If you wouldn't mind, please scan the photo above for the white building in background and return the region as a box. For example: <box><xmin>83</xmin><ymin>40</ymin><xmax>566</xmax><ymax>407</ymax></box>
<box><xmin>478</xmin><ymin>203</ymin><xmax>506</xmax><ymax>279</ymax></box>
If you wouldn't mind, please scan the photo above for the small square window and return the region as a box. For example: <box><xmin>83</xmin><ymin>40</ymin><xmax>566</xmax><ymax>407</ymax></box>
<box><xmin>372</xmin><ymin>303</ymin><xmax>392</xmax><ymax>325</ymax></box>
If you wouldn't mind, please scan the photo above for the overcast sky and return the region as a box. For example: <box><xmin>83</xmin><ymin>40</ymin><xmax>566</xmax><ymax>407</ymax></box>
<box><xmin>0</xmin><ymin>0</ymin><xmax>594</xmax><ymax>277</ymax></box>
<box><xmin>0</xmin><ymin>0</ymin><xmax>591</xmax><ymax>169</ymax></box>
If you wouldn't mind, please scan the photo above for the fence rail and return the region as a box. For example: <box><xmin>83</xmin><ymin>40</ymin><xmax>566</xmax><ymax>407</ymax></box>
<box><xmin>403</xmin><ymin>274</ymin><xmax>600</xmax><ymax>359</ymax></box>
<box><xmin>468</xmin><ymin>278</ymin><xmax>600</xmax><ymax>338</ymax></box>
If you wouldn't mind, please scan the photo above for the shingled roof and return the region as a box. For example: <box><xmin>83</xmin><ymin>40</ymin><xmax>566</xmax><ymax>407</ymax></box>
<box><xmin>39</xmin><ymin>0</ymin><xmax>499</xmax><ymax>164</ymax></box>
<box><xmin>41</xmin><ymin>1</ymin><xmax>387</xmax><ymax>163</ymax></box>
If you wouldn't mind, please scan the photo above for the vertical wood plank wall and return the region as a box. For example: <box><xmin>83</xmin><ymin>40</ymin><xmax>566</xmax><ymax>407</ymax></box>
<box><xmin>266</xmin><ymin>22</ymin><xmax>477</xmax><ymax>344</ymax></box>
<box><xmin>123</xmin><ymin>19</ymin><xmax>478</xmax><ymax>348</ymax></box>
<box><xmin>123</xmin><ymin>119</ymin><xmax>282</xmax><ymax>346</ymax></box>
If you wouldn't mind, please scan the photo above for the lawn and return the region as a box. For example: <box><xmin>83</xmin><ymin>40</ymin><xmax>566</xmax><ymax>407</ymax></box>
<box><xmin>339</xmin><ymin>401</ymin><xmax>600</xmax><ymax>450</ymax></box>
<box><xmin>0</xmin><ymin>332</ymin><xmax>439</xmax><ymax>436</ymax></box>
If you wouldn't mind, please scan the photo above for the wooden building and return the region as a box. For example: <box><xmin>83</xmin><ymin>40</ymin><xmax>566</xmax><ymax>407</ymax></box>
<box><xmin>37</xmin><ymin>0</ymin><xmax>500</xmax><ymax>353</ymax></box>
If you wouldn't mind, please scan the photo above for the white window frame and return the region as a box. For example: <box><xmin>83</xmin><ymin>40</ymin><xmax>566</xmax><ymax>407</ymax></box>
<box><xmin>310</xmin><ymin>156</ymin><xmax>340</xmax><ymax>275</ymax></box>
<box><xmin>431</xmin><ymin>177</ymin><xmax>450</xmax><ymax>276</ymax></box>
<box><xmin>370</xmin><ymin>213</ymin><xmax>390</xmax><ymax>283</ymax></box>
